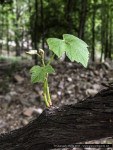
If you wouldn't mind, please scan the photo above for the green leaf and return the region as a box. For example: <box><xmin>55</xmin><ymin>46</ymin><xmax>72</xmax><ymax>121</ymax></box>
<box><xmin>47</xmin><ymin>34</ymin><xmax>89</xmax><ymax>67</ymax></box>
<box><xmin>30</xmin><ymin>66</ymin><xmax>43</xmax><ymax>83</ymax></box>
<box><xmin>47</xmin><ymin>38</ymin><xmax>65</xmax><ymax>57</ymax></box>
<box><xmin>63</xmin><ymin>34</ymin><xmax>89</xmax><ymax>67</ymax></box>
<box><xmin>44</xmin><ymin>65</ymin><xmax>55</xmax><ymax>74</ymax></box>
<box><xmin>30</xmin><ymin>65</ymin><xmax>55</xmax><ymax>83</ymax></box>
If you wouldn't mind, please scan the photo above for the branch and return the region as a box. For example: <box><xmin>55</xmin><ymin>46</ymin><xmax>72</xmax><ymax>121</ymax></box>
<box><xmin>0</xmin><ymin>88</ymin><xmax>113</xmax><ymax>150</ymax></box>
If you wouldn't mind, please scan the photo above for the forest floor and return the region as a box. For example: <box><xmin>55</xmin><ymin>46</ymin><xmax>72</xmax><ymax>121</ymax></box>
<box><xmin>0</xmin><ymin>60</ymin><xmax>113</xmax><ymax>149</ymax></box>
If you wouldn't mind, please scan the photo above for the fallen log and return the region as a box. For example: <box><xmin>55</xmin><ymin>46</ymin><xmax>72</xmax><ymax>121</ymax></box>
<box><xmin>0</xmin><ymin>88</ymin><xmax>113</xmax><ymax>150</ymax></box>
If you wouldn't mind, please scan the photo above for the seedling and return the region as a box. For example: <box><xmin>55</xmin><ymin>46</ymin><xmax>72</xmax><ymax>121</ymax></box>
<box><xmin>26</xmin><ymin>34</ymin><xmax>89</xmax><ymax>107</ymax></box>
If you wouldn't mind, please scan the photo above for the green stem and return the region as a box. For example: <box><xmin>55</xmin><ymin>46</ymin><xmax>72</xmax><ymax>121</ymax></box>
<box><xmin>47</xmin><ymin>54</ymin><xmax>55</xmax><ymax>65</ymax></box>
<box><xmin>37</xmin><ymin>53</ymin><xmax>41</xmax><ymax>58</ymax></box>
<box><xmin>45</xmin><ymin>77</ymin><xmax>52</xmax><ymax>106</ymax></box>
<box><xmin>40</xmin><ymin>51</ymin><xmax>52</xmax><ymax>107</ymax></box>
<box><xmin>42</xmin><ymin>58</ymin><xmax>45</xmax><ymax>66</ymax></box>
<box><xmin>43</xmin><ymin>80</ymin><xmax>49</xmax><ymax>107</ymax></box>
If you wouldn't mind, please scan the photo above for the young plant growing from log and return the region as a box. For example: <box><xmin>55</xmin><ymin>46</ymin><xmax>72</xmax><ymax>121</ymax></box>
<box><xmin>26</xmin><ymin>34</ymin><xmax>89</xmax><ymax>107</ymax></box>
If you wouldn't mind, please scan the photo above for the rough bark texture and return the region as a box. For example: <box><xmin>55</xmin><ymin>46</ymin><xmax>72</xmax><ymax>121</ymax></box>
<box><xmin>0</xmin><ymin>88</ymin><xmax>113</xmax><ymax>150</ymax></box>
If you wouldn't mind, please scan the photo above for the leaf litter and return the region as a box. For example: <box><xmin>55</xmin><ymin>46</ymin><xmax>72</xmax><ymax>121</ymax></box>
<box><xmin>0</xmin><ymin>61</ymin><xmax>113</xmax><ymax>149</ymax></box>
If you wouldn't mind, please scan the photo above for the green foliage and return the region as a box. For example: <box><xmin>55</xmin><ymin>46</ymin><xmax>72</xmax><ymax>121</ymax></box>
<box><xmin>27</xmin><ymin>34</ymin><xmax>89</xmax><ymax>107</ymax></box>
<box><xmin>47</xmin><ymin>34</ymin><xmax>89</xmax><ymax>67</ymax></box>
<box><xmin>30</xmin><ymin>65</ymin><xmax>55</xmax><ymax>83</ymax></box>
<box><xmin>0</xmin><ymin>0</ymin><xmax>112</xmax><ymax>61</ymax></box>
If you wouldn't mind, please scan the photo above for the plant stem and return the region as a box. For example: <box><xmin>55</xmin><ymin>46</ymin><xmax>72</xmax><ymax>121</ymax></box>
<box><xmin>40</xmin><ymin>50</ymin><xmax>52</xmax><ymax>107</ymax></box>
<box><xmin>37</xmin><ymin>53</ymin><xmax>41</xmax><ymax>58</ymax></box>
<box><xmin>43</xmin><ymin>80</ymin><xmax>50</xmax><ymax>107</ymax></box>
<box><xmin>45</xmin><ymin>77</ymin><xmax>52</xmax><ymax>106</ymax></box>
<box><xmin>47</xmin><ymin>54</ymin><xmax>55</xmax><ymax>65</ymax></box>
<box><xmin>42</xmin><ymin>58</ymin><xmax>45</xmax><ymax>66</ymax></box>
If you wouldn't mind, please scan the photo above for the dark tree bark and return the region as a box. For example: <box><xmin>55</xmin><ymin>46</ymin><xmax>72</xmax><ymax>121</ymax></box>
<box><xmin>31</xmin><ymin>0</ymin><xmax>39</xmax><ymax>64</ymax></box>
<box><xmin>101</xmin><ymin>1</ymin><xmax>111</xmax><ymax>60</ymax></box>
<box><xmin>40</xmin><ymin>0</ymin><xmax>44</xmax><ymax>49</ymax></box>
<box><xmin>0</xmin><ymin>4</ymin><xmax>4</xmax><ymax>54</ymax></box>
<box><xmin>104</xmin><ymin>12</ymin><xmax>109</xmax><ymax>60</ymax></box>
<box><xmin>100</xmin><ymin>1</ymin><xmax>107</xmax><ymax>62</ymax></box>
<box><xmin>91</xmin><ymin>0</ymin><xmax>96</xmax><ymax>62</ymax></box>
<box><xmin>6</xmin><ymin>10</ymin><xmax>10</xmax><ymax>55</ymax></box>
<box><xmin>108</xmin><ymin>3</ymin><xmax>112</xmax><ymax>60</ymax></box>
<box><xmin>0</xmin><ymin>88</ymin><xmax>113</xmax><ymax>150</ymax></box>
<box><xmin>15</xmin><ymin>0</ymin><xmax>21</xmax><ymax>56</ymax></box>
<box><xmin>64</xmin><ymin>0</ymin><xmax>75</xmax><ymax>61</ymax></box>
<box><xmin>65</xmin><ymin>0</ymin><xmax>74</xmax><ymax>34</ymax></box>
<box><xmin>34</xmin><ymin>0</ymin><xmax>39</xmax><ymax>51</ymax></box>
<box><xmin>100</xmin><ymin>1</ymin><xmax>105</xmax><ymax>62</ymax></box>
<box><xmin>100</xmin><ymin>15</ymin><xmax>104</xmax><ymax>62</ymax></box>
<box><xmin>109</xmin><ymin>16</ymin><xmax>112</xmax><ymax>59</ymax></box>
<box><xmin>78</xmin><ymin>0</ymin><xmax>88</xmax><ymax>39</ymax></box>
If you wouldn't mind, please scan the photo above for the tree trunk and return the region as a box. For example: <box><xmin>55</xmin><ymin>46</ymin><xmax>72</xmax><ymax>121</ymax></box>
<box><xmin>40</xmin><ymin>0</ymin><xmax>44</xmax><ymax>50</ymax></box>
<box><xmin>104</xmin><ymin>13</ymin><xmax>109</xmax><ymax>60</ymax></box>
<box><xmin>33</xmin><ymin>0</ymin><xmax>39</xmax><ymax>64</ymax></box>
<box><xmin>109</xmin><ymin>18</ymin><xmax>112</xmax><ymax>59</ymax></box>
<box><xmin>0</xmin><ymin>4</ymin><xmax>4</xmax><ymax>54</ymax></box>
<box><xmin>0</xmin><ymin>88</ymin><xmax>113</xmax><ymax>150</ymax></box>
<box><xmin>64</xmin><ymin>0</ymin><xmax>75</xmax><ymax>62</ymax></box>
<box><xmin>100</xmin><ymin>1</ymin><xmax>105</xmax><ymax>62</ymax></box>
<box><xmin>108</xmin><ymin>4</ymin><xmax>112</xmax><ymax>60</ymax></box>
<box><xmin>78</xmin><ymin>0</ymin><xmax>87</xmax><ymax>39</ymax></box>
<box><xmin>6</xmin><ymin>10</ymin><xmax>9</xmax><ymax>55</ymax></box>
<box><xmin>91</xmin><ymin>0</ymin><xmax>96</xmax><ymax>62</ymax></box>
<box><xmin>15</xmin><ymin>0</ymin><xmax>21</xmax><ymax>56</ymax></box>
<box><xmin>65</xmin><ymin>0</ymin><xmax>74</xmax><ymax>34</ymax></box>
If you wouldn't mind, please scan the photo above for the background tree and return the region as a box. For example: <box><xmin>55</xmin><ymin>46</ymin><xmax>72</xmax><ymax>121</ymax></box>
<box><xmin>0</xmin><ymin>0</ymin><xmax>113</xmax><ymax>62</ymax></box>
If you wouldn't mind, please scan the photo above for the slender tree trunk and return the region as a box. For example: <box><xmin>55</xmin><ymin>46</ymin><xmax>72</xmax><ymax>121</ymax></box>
<box><xmin>15</xmin><ymin>0</ymin><xmax>21</xmax><ymax>56</ymax></box>
<box><xmin>27</xmin><ymin>0</ymin><xmax>32</xmax><ymax>51</ymax></box>
<box><xmin>108</xmin><ymin>7</ymin><xmax>112</xmax><ymax>59</ymax></box>
<box><xmin>6</xmin><ymin>11</ymin><xmax>9</xmax><ymax>55</ymax></box>
<box><xmin>40</xmin><ymin>0</ymin><xmax>44</xmax><ymax>49</ymax></box>
<box><xmin>21</xmin><ymin>28</ymin><xmax>24</xmax><ymax>52</ymax></box>
<box><xmin>34</xmin><ymin>0</ymin><xmax>38</xmax><ymax>50</ymax></box>
<box><xmin>33</xmin><ymin>0</ymin><xmax>39</xmax><ymax>64</ymax></box>
<box><xmin>64</xmin><ymin>0</ymin><xmax>74</xmax><ymax>61</ymax></box>
<box><xmin>65</xmin><ymin>0</ymin><xmax>74</xmax><ymax>34</ymax></box>
<box><xmin>78</xmin><ymin>0</ymin><xmax>87</xmax><ymax>39</ymax></box>
<box><xmin>100</xmin><ymin>26</ymin><xmax>103</xmax><ymax>61</ymax></box>
<box><xmin>0</xmin><ymin>5</ymin><xmax>4</xmax><ymax>54</ymax></box>
<box><xmin>104</xmin><ymin>13</ymin><xmax>109</xmax><ymax>60</ymax></box>
<box><xmin>109</xmin><ymin>18</ymin><xmax>112</xmax><ymax>59</ymax></box>
<box><xmin>91</xmin><ymin>0</ymin><xmax>96</xmax><ymax>62</ymax></box>
<box><xmin>100</xmin><ymin>24</ymin><xmax>104</xmax><ymax>62</ymax></box>
<box><xmin>100</xmin><ymin>1</ymin><xmax>105</xmax><ymax>62</ymax></box>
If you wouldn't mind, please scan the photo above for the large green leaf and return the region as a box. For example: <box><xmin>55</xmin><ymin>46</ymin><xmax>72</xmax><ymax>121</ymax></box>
<box><xmin>63</xmin><ymin>34</ymin><xmax>89</xmax><ymax>67</ymax></box>
<box><xmin>47</xmin><ymin>38</ymin><xmax>65</xmax><ymax>57</ymax></box>
<box><xmin>30</xmin><ymin>65</ymin><xmax>55</xmax><ymax>83</ymax></box>
<box><xmin>47</xmin><ymin>34</ymin><xmax>89</xmax><ymax>67</ymax></box>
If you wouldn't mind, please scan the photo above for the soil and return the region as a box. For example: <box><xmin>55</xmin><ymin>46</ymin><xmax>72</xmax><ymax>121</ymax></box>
<box><xmin>0</xmin><ymin>60</ymin><xmax>113</xmax><ymax>149</ymax></box>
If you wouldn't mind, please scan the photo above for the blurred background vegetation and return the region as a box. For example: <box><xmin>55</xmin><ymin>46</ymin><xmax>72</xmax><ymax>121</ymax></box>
<box><xmin>0</xmin><ymin>0</ymin><xmax>113</xmax><ymax>63</ymax></box>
